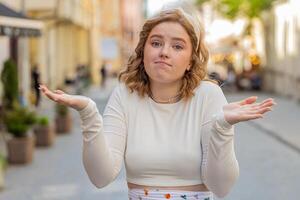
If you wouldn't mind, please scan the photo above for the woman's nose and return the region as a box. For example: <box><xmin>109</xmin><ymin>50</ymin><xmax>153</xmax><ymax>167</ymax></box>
<box><xmin>159</xmin><ymin>45</ymin><xmax>170</xmax><ymax>58</ymax></box>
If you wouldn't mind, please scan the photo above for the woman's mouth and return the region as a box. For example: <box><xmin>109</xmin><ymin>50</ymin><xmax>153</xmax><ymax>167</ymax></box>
<box><xmin>154</xmin><ymin>61</ymin><xmax>172</xmax><ymax>67</ymax></box>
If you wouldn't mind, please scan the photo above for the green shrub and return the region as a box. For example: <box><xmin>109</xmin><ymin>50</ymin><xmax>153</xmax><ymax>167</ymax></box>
<box><xmin>3</xmin><ymin>107</ymin><xmax>37</xmax><ymax>138</ymax></box>
<box><xmin>24</xmin><ymin>110</ymin><xmax>37</xmax><ymax>126</ymax></box>
<box><xmin>55</xmin><ymin>104</ymin><xmax>68</xmax><ymax>117</ymax></box>
<box><xmin>37</xmin><ymin>116</ymin><xmax>49</xmax><ymax>126</ymax></box>
<box><xmin>0</xmin><ymin>59</ymin><xmax>19</xmax><ymax>110</ymax></box>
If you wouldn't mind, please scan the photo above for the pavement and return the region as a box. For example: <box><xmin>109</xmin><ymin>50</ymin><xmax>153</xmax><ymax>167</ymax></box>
<box><xmin>225</xmin><ymin>90</ymin><xmax>300</xmax><ymax>155</ymax></box>
<box><xmin>0</xmin><ymin>78</ymin><xmax>299</xmax><ymax>199</ymax></box>
<box><xmin>221</xmin><ymin>90</ymin><xmax>300</xmax><ymax>200</ymax></box>
<box><xmin>0</xmin><ymin>78</ymin><xmax>127</xmax><ymax>200</ymax></box>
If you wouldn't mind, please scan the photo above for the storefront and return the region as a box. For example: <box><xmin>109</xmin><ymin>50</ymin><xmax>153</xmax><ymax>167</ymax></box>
<box><xmin>0</xmin><ymin>2</ymin><xmax>43</xmax><ymax>106</ymax></box>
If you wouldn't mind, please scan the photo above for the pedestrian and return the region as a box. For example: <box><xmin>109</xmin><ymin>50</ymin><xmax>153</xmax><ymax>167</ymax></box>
<box><xmin>100</xmin><ymin>61</ymin><xmax>108</xmax><ymax>88</ymax></box>
<box><xmin>225</xmin><ymin>65</ymin><xmax>237</xmax><ymax>91</ymax></box>
<box><xmin>39</xmin><ymin>2</ymin><xmax>276</xmax><ymax>199</ymax></box>
<box><xmin>31</xmin><ymin>65</ymin><xmax>41</xmax><ymax>107</ymax></box>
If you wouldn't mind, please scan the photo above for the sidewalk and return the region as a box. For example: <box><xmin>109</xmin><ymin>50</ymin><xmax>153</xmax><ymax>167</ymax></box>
<box><xmin>0</xmin><ymin>79</ymin><xmax>298</xmax><ymax>200</ymax></box>
<box><xmin>226</xmin><ymin>91</ymin><xmax>300</xmax><ymax>154</ymax></box>
<box><xmin>0</xmin><ymin>77</ymin><xmax>124</xmax><ymax>200</ymax></box>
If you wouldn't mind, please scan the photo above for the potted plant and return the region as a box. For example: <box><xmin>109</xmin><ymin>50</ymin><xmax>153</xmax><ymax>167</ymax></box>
<box><xmin>34</xmin><ymin>116</ymin><xmax>55</xmax><ymax>146</ymax></box>
<box><xmin>0</xmin><ymin>154</ymin><xmax>7</xmax><ymax>189</ymax></box>
<box><xmin>3</xmin><ymin>107</ymin><xmax>36</xmax><ymax>164</ymax></box>
<box><xmin>55</xmin><ymin>104</ymin><xmax>72</xmax><ymax>133</ymax></box>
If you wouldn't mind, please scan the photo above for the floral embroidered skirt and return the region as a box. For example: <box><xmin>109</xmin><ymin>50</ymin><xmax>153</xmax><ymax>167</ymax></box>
<box><xmin>128</xmin><ymin>188</ymin><xmax>213</xmax><ymax>200</ymax></box>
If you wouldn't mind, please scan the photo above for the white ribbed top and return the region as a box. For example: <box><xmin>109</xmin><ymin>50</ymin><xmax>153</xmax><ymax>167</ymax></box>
<box><xmin>79</xmin><ymin>81</ymin><xmax>239</xmax><ymax>198</ymax></box>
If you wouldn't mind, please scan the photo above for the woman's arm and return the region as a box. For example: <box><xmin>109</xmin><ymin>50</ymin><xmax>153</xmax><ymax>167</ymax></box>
<box><xmin>79</xmin><ymin>86</ymin><xmax>127</xmax><ymax>188</ymax></box>
<box><xmin>201</xmin><ymin>84</ymin><xmax>275</xmax><ymax>198</ymax></box>
<box><xmin>40</xmin><ymin>85</ymin><xmax>127</xmax><ymax>188</ymax></box>
<box><xmin>201</xmin><ymin>86</ymin><xmax>238</xmax><ymax>198</ymax></box>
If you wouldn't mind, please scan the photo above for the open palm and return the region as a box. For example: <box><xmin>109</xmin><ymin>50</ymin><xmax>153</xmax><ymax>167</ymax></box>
<box><xmin>39</xmin><ymin>84</ymin><xmax>89</xmax><ymax>111</ymax></box>
<box><xmin>224</xmin><ymin>96</ymin><xmax>276</xmax><ymax>125</ymax></box>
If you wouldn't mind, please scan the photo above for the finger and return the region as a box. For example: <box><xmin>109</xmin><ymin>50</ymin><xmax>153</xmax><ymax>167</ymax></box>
<box><xmin>240</xmin><ymin>105</ymin><xmax>270</xmax><ymax>116</ymax></box>
<box><xmin>259</xmin><ymin>98</ymin><xmax>276</xmax><ymax>106</ymax></box>
<box><xmin>40</xmin><ymin>86</ymin><xmax>62</xmax><ymax>102</ymax></box>
<box><xmin>39</xmin><ymin>85</ymin><xmax>49</xmax><ymax>94</ymax></box>
<box><xmin>241</xmin><ymin>103</ymin><xmax>260</xmax><ymax>110</ymax></box>
<box><xmin>251</xmin><ymin>102</ymin><xmax>273</xmax><ymax>110</ymax></box>
<box><xmin>258</xmin><ymin>99</ymin><xmax>272</xmax><ymax>106</ymax></box>
<box><xmin>247</xmin><ymin>98</ymin><xmax>275</xmax><ymax>108</ymax></box>
<box><xmin>251</xmin><ymin>107</ymin><xmax>272</xmax><ymax>115</ymax></box>
<box><xmin>244</xmin><ymin>102</ymin><xmax>260</xmax><ymax>109</ymax></box>
<box><xmin>54</xmin><ymin>90</ymin><xmax>65</xmax><ymax>95</ymax></box>
<box><xmin>239</xmin><ymin>96</ymin><xmax>257</xmax><ymax>106</ymax></box>
<box><xmin>39</xmin><ymin>84</ymin><xmax>52</xmax><ymax>93</ymax></box>
<box><xmin>260</xmin><ymin>107</ymin><xmax>273</xmax><ymax>114</ymax></box>
<box><xmin>241</xmin><ymin>114</ymin><xmax>263</xmax><ymax>121</ymax></box>
<box><xmin>44</xmin><ymin>90</ymin><xmax>61</xmax><ymax>102</ymax></box>
<box><xmin>250</xmin><ymin>99</ymin><xmax>275</xmax><ymax>110</ymax></box>
<box><xmin>40</xmin><ymin>85</ymin><xmax>66</xmax><ymax>96</ymax></box>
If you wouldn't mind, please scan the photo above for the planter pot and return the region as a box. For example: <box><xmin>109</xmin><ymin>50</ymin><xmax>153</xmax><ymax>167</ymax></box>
<box><xmin>7</xmin><ymin>134</ymin><xmax>35</xmax><ymax>164</ymax></box>
<box><xmin>55</xmin><ymin>114</ymin><xmax>72</xmax><ymax>134</ymax></box>
<box><xmin>34</xmin><ymin>125</ymin><xmax>55</xmax><ymax>146</ymax></box>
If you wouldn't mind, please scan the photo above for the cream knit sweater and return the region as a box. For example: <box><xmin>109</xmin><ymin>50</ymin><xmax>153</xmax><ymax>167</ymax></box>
<box><xmin>79</xmin><ymin>81</ymin><xmax>239</xmax><ymax>198</ymax></box>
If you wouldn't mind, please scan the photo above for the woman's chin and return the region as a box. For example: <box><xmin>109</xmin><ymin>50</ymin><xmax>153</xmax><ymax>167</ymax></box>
<box><xmin>150</xmin><ymin>76</ymin><xmax>175</xmax><ymax>84</ymax></box>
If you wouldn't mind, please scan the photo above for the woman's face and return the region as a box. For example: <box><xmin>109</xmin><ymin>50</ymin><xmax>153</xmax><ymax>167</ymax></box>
<box><xmin>143</xmin><ymin>21</ymin><xmax>193</xmax><ymax>85</ymax></box>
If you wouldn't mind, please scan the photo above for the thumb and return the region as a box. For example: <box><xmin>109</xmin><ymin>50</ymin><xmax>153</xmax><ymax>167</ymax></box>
<box><xmin>239</xmin><ymin>96</ymin><xmax>257</xmax><ymax>105</ymax></box>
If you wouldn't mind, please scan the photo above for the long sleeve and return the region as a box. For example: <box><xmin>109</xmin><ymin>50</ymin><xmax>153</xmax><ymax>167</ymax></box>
<box><xmin>201</xmin><ymin>84</ymin><xmax>239</xmax><ymax>198</ymax></box>
<box><xmin>78</xmin><ymin>86</ymin><xmax>127</xmax><ymax>188</ymax></box>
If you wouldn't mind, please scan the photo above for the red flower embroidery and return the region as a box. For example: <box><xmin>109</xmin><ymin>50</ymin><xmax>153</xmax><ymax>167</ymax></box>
<box><xmin>165</xmin><ymin>193</ymin><xmax>171</xmax><ymax>199</ymax></box>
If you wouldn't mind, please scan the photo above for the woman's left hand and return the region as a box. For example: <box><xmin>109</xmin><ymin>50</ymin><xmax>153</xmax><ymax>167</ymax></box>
<box><xmin>223</xmin><ymin>96</ymin><xmax>276</xmax><ymax>125</ymax></box>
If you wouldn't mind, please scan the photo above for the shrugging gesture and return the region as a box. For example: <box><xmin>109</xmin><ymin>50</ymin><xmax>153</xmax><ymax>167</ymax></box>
<box><xmin>224</xmin><ymin>96</ymin><xmax>276</xmax><ymax>125</ymax></box>
<box><xmin>39</xmin><ymin>84</ymin><xmax>89</xmax><ymax>111</ymax></box>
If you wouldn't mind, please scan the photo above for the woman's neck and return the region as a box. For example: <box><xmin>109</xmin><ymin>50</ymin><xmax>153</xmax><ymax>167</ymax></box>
<box><xmin>150</xmin><ymin>81</ymin><xmax>182</xmax><ymax>103</ymax></box>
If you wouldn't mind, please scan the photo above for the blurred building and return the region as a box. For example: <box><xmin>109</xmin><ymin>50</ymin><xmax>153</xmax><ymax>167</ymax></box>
<box><xmin>120</xmin><ymin>0</ymin><xmax>144</xmax><ymax>69</ymax></box>
<box><xmin>0</xmin><ymin>0</ymin><xmax>146</xmax><ymax>106</ymax></box>
<box><xmin>98</xmin><ymin>0</ymin><xmax>123</xmax><ymax>77</ymax></box>
<box><xmin>264</xmin><ymin>0</ymin><xmax>300</xmax><ymax>101</ymax></box>
<box><xmin>24</xmin><ymin>0</ymin><xmax>98</xmax><ymax>88</ymax></box>
<box><xmin>19</xmin><ymin>0</ymin><xmax>144</xmax><ymax>88</ymax></box>
<box><xmin>0</xmin><ymin>1</ymin><xmax>43</xmax><ymax>106</ymax></box>
<box><xmin>96</xmin><ymin>0</ymin><xmax>144</xmax><ymax>78</ymax></box>
<box><xmin>86</xmin><ymin>0</ymin><xmax>144</xmax><ymax>83</ymax></box>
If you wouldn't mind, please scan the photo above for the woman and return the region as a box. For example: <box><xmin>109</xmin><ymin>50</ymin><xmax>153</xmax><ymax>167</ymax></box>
<box><xmin>40</xmin><ymin>2</ymin><xmax>275</xmax><ymax>199</ymax></box>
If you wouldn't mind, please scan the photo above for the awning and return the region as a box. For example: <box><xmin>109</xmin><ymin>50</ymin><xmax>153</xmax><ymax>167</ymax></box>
<box><xmin>0</xmin><ymin>3</ymin><xmax>43</xmax><ymax>37</ymax></box>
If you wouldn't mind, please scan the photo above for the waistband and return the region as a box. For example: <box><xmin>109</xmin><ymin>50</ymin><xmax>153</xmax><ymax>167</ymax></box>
<box><xmin>128</xmin><ymin>188</ymin><xmax>213</xmax><ymax>200</ymax></box>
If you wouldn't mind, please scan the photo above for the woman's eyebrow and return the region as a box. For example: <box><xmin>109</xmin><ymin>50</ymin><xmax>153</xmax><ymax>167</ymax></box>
<box><xmin>149</xmin><ymin>34</ymin><xmax>163</xmax><ymax>39</ymax></box>
<box><xmin>172</xmin><ymin>37</ymin><xmax>186</xmax><ymax>44</ymax></box>
<box><xmin>150</xmin><ymin>34</ymin><xmax>186</xmax><ymax>43</ymax></box>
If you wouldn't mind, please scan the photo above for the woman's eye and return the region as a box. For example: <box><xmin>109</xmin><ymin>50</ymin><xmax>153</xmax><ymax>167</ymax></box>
<box><xmin>173</xmin><ymin>44</ymin><xmax>183</xmax><ymax>50</ymax></box>
<box><xmin>151</xmin><ymin>41</ymin><xmax>162</xmax><ymax>47</ymax></box>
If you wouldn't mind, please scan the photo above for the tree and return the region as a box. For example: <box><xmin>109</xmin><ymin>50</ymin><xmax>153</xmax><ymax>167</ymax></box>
<box><xmin>197</xmin><ymin>0</ymin><xmax>275</xmax><ymax>20</ymax></box>
<box><xmin>196</xmin><ymin>0</ymin><xmax>276</xmax><ymax>65</ymax></box>
<box><xmin>1</xmin><ymin>59</ymin><xmax>19</xmax><ymax>110</ymax></box>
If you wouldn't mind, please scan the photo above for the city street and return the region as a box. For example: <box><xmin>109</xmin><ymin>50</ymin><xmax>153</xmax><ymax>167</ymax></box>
<box><xmin>1</xmin><ymin>0</ymin><xmax>300</xmax><ymax>200</ymax></box>
<box><xmin>0</xmin><ymin>80</ymin><xmax>299</xmax><ymax>200</ymax></box>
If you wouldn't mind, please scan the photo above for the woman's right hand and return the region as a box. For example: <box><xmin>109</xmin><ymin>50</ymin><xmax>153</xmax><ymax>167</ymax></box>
<box><xmin>39</xmin><ymin>84</ymin><xmax>89</xmax><ymax>111</ymax></box>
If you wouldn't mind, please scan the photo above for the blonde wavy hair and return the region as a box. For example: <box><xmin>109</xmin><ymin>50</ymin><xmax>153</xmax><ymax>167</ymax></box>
<box><xmin>119</xmin><ymin>9</ymin><xmax>210</xmax><ymax>100</ymax></box>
